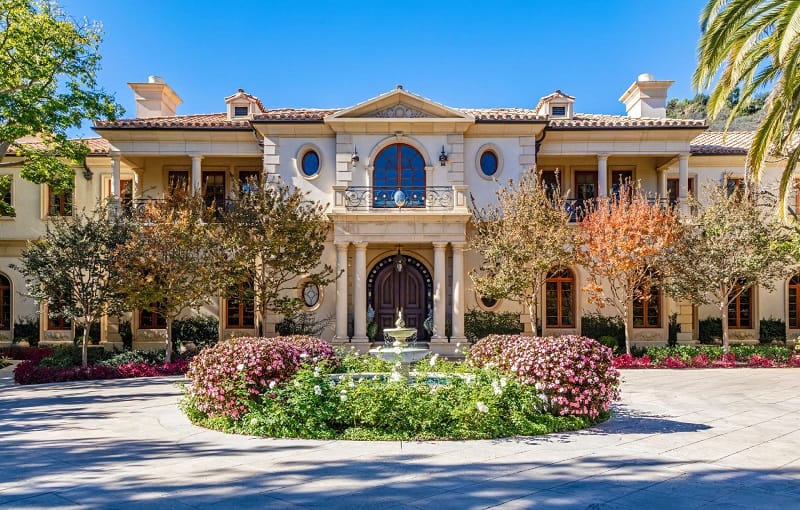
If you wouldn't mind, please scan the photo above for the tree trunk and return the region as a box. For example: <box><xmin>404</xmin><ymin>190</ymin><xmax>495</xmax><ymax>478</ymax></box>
<box><xmin>527</xmin><ymin>299</ymin><xmax>538</xmax><ymax>337</ymax></box>
<box><xmin>721</xmin><ymin>301</ymin><xmax>729</xmax><ymax>354</ymax></box>
<box><xmin>624</xmin><ymin>302</ymin><xmax>632</xmax><ymax>355</ymax></box>
<box><xmin>81</xmin><ymin>320</ymin><xmax>90</xmax><ymax>369</ymax></box>
<box><xmin>165</xmin><ymin>317</ymin><xmax>173</xmax><ymax>363</ymax></box>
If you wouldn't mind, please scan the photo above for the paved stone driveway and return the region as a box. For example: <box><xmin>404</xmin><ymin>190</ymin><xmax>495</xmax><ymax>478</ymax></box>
<box><xmin>0</xmin><ymin>365</ymin><xmax>798</xmax><ymax>509</ymax></box>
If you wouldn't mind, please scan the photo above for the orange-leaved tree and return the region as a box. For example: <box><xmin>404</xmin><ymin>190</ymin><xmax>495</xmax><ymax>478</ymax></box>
<box><xmin>579</xmin><ymin>186</ymin><xmax>682</xmax><ymax>354</ymax></box>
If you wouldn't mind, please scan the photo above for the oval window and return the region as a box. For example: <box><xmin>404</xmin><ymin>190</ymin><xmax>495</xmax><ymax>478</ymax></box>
<box><xmin>302</xmin><ymin>282</ymin><xmax>320</xmax><ymax>308</ymax></box>
<box><xmin>480</xmin><ymin>296</ymin><xmax>498</xmax><ymax>309</ymax></box>
<box><xmin>301</xmin><ymin>150</ymin><xmax>320</xmax><ymax>177</ymax></box>
<box><xmin>479</xmin><ymin>150</ymin><xmax>498</xmax><ymax>177</ymax></box>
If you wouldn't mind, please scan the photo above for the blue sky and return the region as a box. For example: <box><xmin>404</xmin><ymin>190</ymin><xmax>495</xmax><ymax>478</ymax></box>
<box><xmin>61</xmin><ymin>0</ymin><xmax>708</xmax><ymax>135</ymax></box>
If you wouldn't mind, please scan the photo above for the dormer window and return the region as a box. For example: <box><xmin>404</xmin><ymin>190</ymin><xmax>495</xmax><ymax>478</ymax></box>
<box><xmin>234</xmin><ymin>106</ymin><xmax>249</xmax><ymax>117</ymax></box>
<box><xmin>551</xmin><ymin>105</ymin><xmax>567</xmax><ymax>117</ymax></box>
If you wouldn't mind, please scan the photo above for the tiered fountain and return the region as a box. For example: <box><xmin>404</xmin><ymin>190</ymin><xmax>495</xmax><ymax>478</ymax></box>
<box><xmin>368</xmin><ymin>309</ymin><xmax>430</xmax><ymax>374</ymax></box>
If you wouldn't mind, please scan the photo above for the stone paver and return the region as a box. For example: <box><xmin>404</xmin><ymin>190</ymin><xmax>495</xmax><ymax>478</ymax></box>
<box><xmin>0</xmin><ymin>364</ymin><xmax>798</xmax><ymax>509</ymax></box>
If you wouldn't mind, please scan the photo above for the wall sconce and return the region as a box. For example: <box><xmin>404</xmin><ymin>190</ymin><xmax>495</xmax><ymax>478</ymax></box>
<box><xmin>351</xmin><ymin>146</ymin><xmax>360</xmax><ymax>164</ymax></box>
<box><xmin>439</xmin><ymin>146</ymin><xmax>448</xmax><ymax>166</ymax></box>
<box><xmin>82</xmin><ymin>162</ymin><xmax>93</xmax><ymax>180</ymax></box>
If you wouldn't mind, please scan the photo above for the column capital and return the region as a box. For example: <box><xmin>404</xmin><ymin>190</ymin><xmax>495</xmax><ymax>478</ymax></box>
<box><xmin>353</xmin><ymin>241</ymin><xmax>368</xmax><ymax>251</ymax></box>
<box><xmin>597</xmin><ymin>153</ymin><xmax>610</xmax><ymax>162</ymax></box>
<box><xmin>335</xmin><ymin>241</ymin><xmax>350</xmax><ymax>251</ymax></box>
<box><xmin>189</xmin><ymin>153</ymin><xmax>205</xmax><ymax>160</ymax></box>
<box><xmin>678</xmin><ymin>152</ymin><xmax>690</xmax><ymax>161</ymax></box>
<box><xmin>432</xmin><ymin>241</ymin><xmax>448</xmax><ymax>250</ymax></box>
<box><xmin>450</xmin><ymin>241</ymin><xmax>467</xmax><ymax>250</ymax></box>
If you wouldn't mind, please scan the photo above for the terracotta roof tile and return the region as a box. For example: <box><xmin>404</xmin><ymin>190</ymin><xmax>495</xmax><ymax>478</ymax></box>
<box><xmin>5</xmin><ymin>136</ymin><xmax>109</xmax><ymax>156</ymax></box>
<box><xmin>690</xmin><ymin>131</ymin><xmax>753</xmax><ymax>155</ymax></box>
<box><xmin>457</xmin><ymin>108</ymin><xmax>546</xmax><ymax>121</ymax></box>
<box><xmin>549</xmin><ymin>113</ymin><xmax>707</xmax><ymax>129</ymax></box>
<box><xmin>94</xmin><ymin>113</ymin><xmax>251</xmax><ymax>129</ymax></box>
<box><xmin>252</xmin><ymin>108</ymin><xmax>341</xmax><ymax>121</ymax></box>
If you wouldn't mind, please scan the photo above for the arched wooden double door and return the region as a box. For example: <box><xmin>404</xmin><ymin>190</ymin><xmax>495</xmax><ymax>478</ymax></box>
<box><xmin>368</xmin><ymin>255</ymin><xmax>432</xmax><ymax>342</ymax></box>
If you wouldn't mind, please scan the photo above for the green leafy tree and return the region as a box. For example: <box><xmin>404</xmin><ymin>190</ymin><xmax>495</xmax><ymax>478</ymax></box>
<box><xmin>579</xmin><ymin>186</ymin><xmax>683</xmax><ymax>354</ymax></box>
<box><xmin>0</xmin><ymin>0</ymin><xmax>122</xmax><ymax>214</ymax></box>
<box><xmin>664</xmin><ymin>185</ymin><xmax>795</xmax><ymax>352</ymax></box>
<box><xmin>694</xmin><ymin>0</ymin><xmax>800</xmax><ymax>218</ymax></box>
<box><xmin>219</xmin><ymin>178</ymin><xmax>337</xmax><ymax>335</ymax></box>
<box><xmin>112</xmin><ymin>192</ymin><xmax>224</xmax><ymax>362</ymax></box>
<box><xmin>470</xmin><ymin>168</ymin><xmax>575</xmax><ymax>337</ymax></box>
<box><xmin>12</xmin><ymin>204</ymin><xmax>131</xmax><ymax>367</ymax></box>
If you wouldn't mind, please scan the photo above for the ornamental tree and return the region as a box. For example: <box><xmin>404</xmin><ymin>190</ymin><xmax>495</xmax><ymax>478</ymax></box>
<box><xmin>664</xmin><ymin>185</ymin><xmax>795</xmax><ymax>352</ymax></box>
<box><xmin>470</xmin><ymin>168</ymin><xmax>575</xmax><ymax>336</ymax></box>
<box><xmin>0</xmin><ymin>0</ymin><xmax>122</xmax><ymax>215</ymax></box>
<box><xmin>219</xmin><ymin>177</ymin><xmax>337</xmax><ymax>335</ymax></box>
<box><xmin>112</xmin><ymin>192</ymin><xmax>224</xmax><ymax>362</ymax></box>
<box><xmin>579</xmin><ymin>186</ymin><xmax>682</xmax><ymax>354</ymax></box>
<box><xmin>12</xmin><ymin>204</ymin><xmax>131</xmax><ymax>368</ymax></box>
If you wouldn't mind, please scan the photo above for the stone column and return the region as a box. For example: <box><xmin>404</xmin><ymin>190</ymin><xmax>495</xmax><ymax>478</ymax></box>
<box><xmin>678</xmin><ymin>153</ymin><xmax>690</xmax><ymax>214</ymax></box>
<box><xmin>450</xmin><ymin>242</ymin><xmax>467</xmax><ymax>343</ymax></box>
<box><xmin>335</xmin><ymin>242</ymin><xmax>349</xmax><ymax>343</ymax></box>
<box><xmin>110</xmin><ymin>154</ymin><xmax>121</xmax><ymax>216</ymax></box>
<box><xmin>656</xmin><ymin>167</ymin><xmax>668</xmax><ymax>199</ymax></box>
<box><xmin>352</xmin><ymin>242</ymin><xmax>368</xmax><ymax>343</ymax></box>
<box><xmin>191</xmin><ymin>154</ymin><xmax>203</xmax><ymax>194</ymax></box>
<box><xmin>597</xmin><ymin>154</ymin><xmax>608</xmax><ymax>198</ymax></box>
<box><xmin>432</xmin><ymin>242</ymin><xmax>448</xmax><ymax>342</ymax></box>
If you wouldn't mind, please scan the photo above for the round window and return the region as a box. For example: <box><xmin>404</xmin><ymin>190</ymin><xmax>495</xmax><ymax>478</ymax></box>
<box><xmin>480</xmin><ymin>296</ymin><xmax>498</xmax><ymax>309</ymax></box>
<box><xmin>301</xmin><ymin>150</ymin><xmax>320</xmax><ymax>177</ymax></box>
<box><xmin>302</xmin><ymin>282</ymin><xmax>320</xmax><ymax>308</ymax></box>
<box><xmin>479</xmin><ymin>150</ymin><xmax>498</xmax><ymax>177</ymax></box>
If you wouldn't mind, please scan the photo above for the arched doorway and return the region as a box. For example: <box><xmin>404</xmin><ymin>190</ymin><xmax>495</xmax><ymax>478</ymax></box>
<box><xmin>367</xmin><ymin>254</ymin><xmax>432</xmax><ymax>342</ymax></box>
<box><xmin>372</xmin><ymin>143</ymin><xmax>426</xmax><ymax>208</ymax></box>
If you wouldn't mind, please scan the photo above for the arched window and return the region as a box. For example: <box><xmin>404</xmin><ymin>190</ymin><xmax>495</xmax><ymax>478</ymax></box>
<box><xmin>372</xmin><ymin>143</ymin><xmax>426</xmax><ymax>208</ymax></box>
<box><xmin>789</xmin><ymin>275</ymin><xmax>800</xmax><ymax>328</ymax></box>
<box><xmin>545</xmin><ymin>268</ymin><xmax>575</xmax><ymax>328</ymax></box>
<box><xmin>633</xmin><ymin>284</ymin><xmax>661</xmax><ymax>328</ymax></box>
<box><xmin>0</xmin><ymin>274</ymin><xmax>10</xmax><ymax>330</ymax></box>
<box><xmin>728</xmin><ymin>284</ymin><xmax>752</xmax><ymax>329</ymax></box>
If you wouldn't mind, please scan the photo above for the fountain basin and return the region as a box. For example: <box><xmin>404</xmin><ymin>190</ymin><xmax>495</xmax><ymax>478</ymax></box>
<box><xmin>368</xmin><ymin>345</ymin><xmax>431</xmax><ymax>364</ymax></box>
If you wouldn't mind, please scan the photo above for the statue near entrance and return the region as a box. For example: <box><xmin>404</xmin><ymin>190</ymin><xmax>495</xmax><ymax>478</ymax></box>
<box><xmin>395</xmin><ymin>307</ymin><xmax>405</xmax><ymax>328</ymax></box>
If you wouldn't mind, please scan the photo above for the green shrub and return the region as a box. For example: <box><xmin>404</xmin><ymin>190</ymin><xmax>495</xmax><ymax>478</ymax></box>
<box><xmin>698</xmin><ymin>317</ymin><xmax>722</xmax><ymax>344</ymax></box>
<box><xmin>171</xmin><ymin>316</ymin><xmax>219</xmax><ymax>350</ymax></box>
<box><xmin>464</xmin><ymin>309</ymin><xmax>524</xmax><ymax>342</ymax></box>
<box><xmin>668</xmin><ymin>313</ymin><xmax>680</xmax><ymax>347</ymax></box>
<box><xmin>98</xmin><ymin>349</ymin><xmax>165</xmax><ymax>367</ymax></box>
<box><xmin>276</xmin><ymin>312</ymin><xmax>334</xmax><ymax>337</ymax></box>
<box><xmin>759</xmin><ymin>317</ymin><xmax>786</xmax><ymax>344</ymax></box>
<box><xmin>580</xmin><ymin>313</ymin><xmax>624</xmax><ymax>345</ymax></box>
<box><xmin>598</xmin><ymin>335</ymin><xmax>618</xmax><ymax>353</ymax></box>
<box><xmin>119</xmin><ymin>320</ymin><xmax>133</xmax><ymax>350</ymax></box>
<box><xmin>74</xmin><ymin>322</ymin><xmax>101</xmax><ymax>345</ymax></box>
<box><xmin>13</xmin><ymin>316</ymin><xmax>40</xmax><ymax>346</ymax></box>
<box><xmin>39</xmin><ymin>344</ymin><xmax>106</xmax><ymax>368</ymax></box>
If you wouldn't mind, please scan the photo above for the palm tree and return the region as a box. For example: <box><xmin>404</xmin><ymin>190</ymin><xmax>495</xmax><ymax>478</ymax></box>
<box><xmin>694</xmin><ymin>0</ymin><xmax>800</xmax><ymax>219</ymax></box>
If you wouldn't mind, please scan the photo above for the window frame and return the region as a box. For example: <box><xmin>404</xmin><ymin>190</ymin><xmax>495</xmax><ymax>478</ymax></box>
<box><xmin>48</xmin><ymin>186</ymin><xmax>74</xmax><ymax>217</ymax></box>
<box><xmin>139</xmin><ymin>304</ymin><xmax>167</xmax><ymax>330</ymax></box>
<box><xmin>728</xmin><ymin>284</ymin><xmax>753</xmax><ymax>329</ymax></box>
<box><xmin>475</xmin><ymin>143</ymin><xmax>504</xmax><ymax>181</ymax></box>
<box><xmin>1</xmin><ymin>174</ymin><xmax>12</xmax><ymax>217</ymax></box>
<box><xmin>295</xmin><ymin>144</ymin><xmax>324</xmax><ymax>180</ymax></box>
<box><xmin>0</xmin><ymin>273</ymin><xmax>11</xmax><ymax>330</ymax></box>
<box><xmin>633</xmin><ymin>284</ymin><xmax>662</xmax><ymax>329</ymax></box>
<box><xmin>789</xmin><ymin>275</ymin><xmax>800</xmax><ymax>329</ymax></box>
<box><xmin>225</xmin><ymin>281</ymin><xmax>255</xmax><ymax>329</ymax></box>
<box><xmin>545</xmin><ymin>268</ymin><xmax>575</xmax><ymax>328</ymax></box>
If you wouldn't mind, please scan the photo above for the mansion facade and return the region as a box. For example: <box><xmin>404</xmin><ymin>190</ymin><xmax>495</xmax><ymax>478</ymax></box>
<box><xmin>0</xmin><ymin>74</ymin><xmax>795</xmax><ymax>351</ymax></box>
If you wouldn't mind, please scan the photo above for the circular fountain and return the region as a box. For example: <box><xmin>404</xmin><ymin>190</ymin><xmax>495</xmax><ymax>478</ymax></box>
<box><xmin>368</xmin><ymin>309</ymin><xmax>430</xmax><ymax>372</ymax></box>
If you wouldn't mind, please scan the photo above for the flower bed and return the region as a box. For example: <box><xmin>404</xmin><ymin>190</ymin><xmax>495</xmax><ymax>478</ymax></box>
<box><xmin>182</xmin><ymin>335</ymin><xmax>618</xmax><ymax>440</ymax></box>
<box><xmin>613</xmin><ymin>344</ymin><xmax>800</xmax><ymax>369</ymax></box>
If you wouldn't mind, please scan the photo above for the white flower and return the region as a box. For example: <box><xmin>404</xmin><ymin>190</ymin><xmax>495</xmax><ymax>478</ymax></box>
<box><xmin>250</xmin><ymin>417</ymin><xmax>258</xmax><ymax>426</ymax></box>
<box><xmin>313</xmin><ymin>368</ymin><xmax>320</xmax><ymax>377</ymax></box>
<box><xmin>340</xmin><ymin>390</ymin><xmax>348</xmax><ymax>402</ymax></box>
<box><xmin>500</xmin><ymin>377</ymin><xmax>507</xmax><ymax>388</ymax></box>
<box><xmin>429</xmin><ymin>354</ymin><xmax>439</xmax><ymax>366</ymax></box>
<box><xmin>236</xmin><ymin>363</ymin><xmax>245</xmax><ymax>371</ymax></box>
<box><xmin>348</xmin><ymin>380</ymin><xmax>356</xmax><ymax>388</ymax></box>
<box><xmin>492</xmin><ymin>380</ymin><xmax>502</xmax><ymax>395</ymax></box>
<box><xmin>313</xmin><ymin>385</ymin><xmax>322</xmax><ymax>395</ymax></box>
<box><xmin>294</xmin><ymin>380</ymin><xmax>301</xmax><ymax>387</ymax></box>
<box><xmin>476</xmin><ymin>401</ymin><xmax>489</xmax><ymax>413</ymax></box>
<box><xmin>269</xmin><ymin>380</ymin><xmax>277</xmax><ymax>389</ymax></box>
<box><xmin>389</xmin><ymin>371</ymin><xmax>403</xmax><ymax>383</ymax></box>
<box><xmin>299</xmin><ymin>352</ymin><xmax>309</xmax><ymax>359</ymax></box>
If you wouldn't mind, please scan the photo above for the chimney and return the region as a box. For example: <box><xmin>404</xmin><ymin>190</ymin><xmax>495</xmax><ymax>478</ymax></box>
<box><xmin>619</xmin><ymin>73</ymin><xmax>673</xmax><ymax>118</ymax></box>
<box><xmin>127</xmin><ymin>76</ymin><xmax>183</xmax><ymax>118</ymax></box>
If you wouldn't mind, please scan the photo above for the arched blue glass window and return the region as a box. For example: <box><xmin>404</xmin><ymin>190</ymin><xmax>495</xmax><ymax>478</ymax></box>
<box><xmin>372</xmin><ymin>144</ymin><xmax>426</xmax><ymax>207</ymax></box>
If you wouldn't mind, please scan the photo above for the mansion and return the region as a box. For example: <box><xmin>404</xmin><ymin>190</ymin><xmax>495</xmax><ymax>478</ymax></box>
<box><xmin>0</xmin><ymin>74</ymin><xmax>795</xmax><ymax>351</ymax></box>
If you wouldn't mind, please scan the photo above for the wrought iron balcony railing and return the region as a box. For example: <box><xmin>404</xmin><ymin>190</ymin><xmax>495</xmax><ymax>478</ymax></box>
<box><xmin>564</xmin><ymin>197</ymin><xmax>674</xmax><ymax>223</ymax></box>
<box><xmin>344</xmin><ymin>186</ymin><xmax>454</xmax><ymax>210</ymax></box>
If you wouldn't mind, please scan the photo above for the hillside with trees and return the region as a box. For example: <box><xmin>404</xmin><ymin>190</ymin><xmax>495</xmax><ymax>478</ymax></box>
<box><xmin>666</xmin><ymin>89</ymin><xmax>767</xmax><ymax>131</ymax></box>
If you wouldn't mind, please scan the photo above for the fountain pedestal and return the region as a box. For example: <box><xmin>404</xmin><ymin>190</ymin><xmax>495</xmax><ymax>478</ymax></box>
<box><xmin>368</xmin><ymin>309</ymin><xmax>430</xmax><ymax>375</ymax></box>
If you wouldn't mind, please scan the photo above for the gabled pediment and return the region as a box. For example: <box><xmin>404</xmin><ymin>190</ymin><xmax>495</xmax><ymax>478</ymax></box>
<box><xmin>327</xmin><ymin>86</ymin><xmax>474</xmax><ymax>120</ymax></box>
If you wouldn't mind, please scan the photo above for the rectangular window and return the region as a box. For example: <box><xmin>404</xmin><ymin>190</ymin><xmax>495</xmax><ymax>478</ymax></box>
<box><xmin>0</xmin><ymin>275</ymin><xmax>10</xmax><ymax>330</ymax></box>
<box><xmin>139</xmin><ymin>304</ymin><xmax>167</xmax><ymax>329</ymax></box>
<box><xmin>47</xmin><ymin>295</ymin><xmax>72</xmax><ymax>330</ymax></box>
<box><xmin>633</xmin><ymin>285</ymin><xmax>661</xmax><ymax>328</ymax></box>
<box><xmin>234</xmin><ymin>106</ymin><xmax>249</xmax><ymax>117</ymax></box>
<box><xmin>667</xmin><ymin>178</ymin><xmax>696</xmax><ymax>206</ymax></box>
<box><xmin>726</xmin><ymin>177</ymin><xmax>745</xmax><ymax>197</ymax></box>
<box><xmin>610</xmin><ymin>170</ymin><xmax>633</xmax><ymax>200</ymax></box>
<box><xmin>238</xmin><ymin>170</ymin><xmax>260</xmax><ymax>192</ymax></box>
<box><xmin>0</xmin><ymin>175</ymin><xmax>11</xmax><ymax>216</ymax></box>
<box><xmin>551</xmin><ymin>105</ymin><xmax>567</xmax><ymax>117</ymax></box>
<box><xmin>48</xmin><ymin>188</ymin><xmax>73</xmax><ymax>216</ymax></box>
<box><xmin>728</xmin><ymin>285</ymin><xmax>752</xmax><ymax>328</ymax></box>
<box><xmin>545</xmin><ymin>269</ymin><xmax>575</xmax><ymax>328</ymax></box>
<box><xmin>571</xmin><ymin>171</ymin><xmax>597</xmax><ymax>222</ymax></box>
<box><xmin>203</xmin><ymin>171</ymin><xmax>226</xmax><ymax>208</ymax></box>
<box><xmin>226</xmin><ymin>281</ymin><xmax>255</xmax><ymax>328</ymax></box>
<box><xmin>790</xmin><ymin>277</ymin><xmax>800</xmax><ymax>329</ymax></box>
<box><xmin>168</xmin><ymin>170</ymin><xmax>189</xmax><ymax>192</ymax></box>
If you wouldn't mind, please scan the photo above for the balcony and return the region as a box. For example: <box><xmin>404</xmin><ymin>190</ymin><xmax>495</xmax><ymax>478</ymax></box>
<box><xmin>342</xmin><ymin>186</ymin><xmax>457</xmax><ymax>211</ymax></box>
<box><xmin>564</xmin><ymin>197</ymin><xmax>673</xmax><ymax>223</ymax></box>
